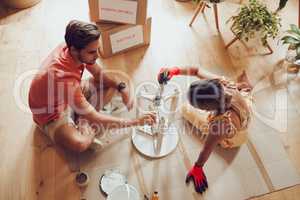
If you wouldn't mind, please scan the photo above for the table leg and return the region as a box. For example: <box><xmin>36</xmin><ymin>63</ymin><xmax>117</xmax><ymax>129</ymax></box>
<box><xmin>298</xmin><ymin>0</ymin><xmax>300</xmax><ymax>27</ymax></box>
<box><xmin>225</xmin><ymin>36</ymin><xmax>239</xmax><ymax>49</ymax></box>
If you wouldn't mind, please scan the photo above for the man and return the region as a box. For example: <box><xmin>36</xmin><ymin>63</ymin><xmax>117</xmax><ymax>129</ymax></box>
<box><xmin>29</xmin><ymin>20</ymin><xmax>155</xmax><ymax>153</ymax></box>
<box><xmin>158</xmin><ymin>67</ymin><xmax>252</xmax><ymax>193</ymax></box>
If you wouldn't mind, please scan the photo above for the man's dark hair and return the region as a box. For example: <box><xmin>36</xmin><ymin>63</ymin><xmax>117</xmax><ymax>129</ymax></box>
<box><xmin>187</xmin><ymin>79</ymin><xmax>226</xmax><ymax>113</ymax></box>
<box><xmin>65</xmin><ymin>20</ymin><xmax>100</xmax><ymax>50</ymax></box>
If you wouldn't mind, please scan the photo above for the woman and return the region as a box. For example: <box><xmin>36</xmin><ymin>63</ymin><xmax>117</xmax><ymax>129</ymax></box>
<box><xmin>158</xmin><ymin>67</ymin><xmax>253</xmax><ymax>193</ymax></box>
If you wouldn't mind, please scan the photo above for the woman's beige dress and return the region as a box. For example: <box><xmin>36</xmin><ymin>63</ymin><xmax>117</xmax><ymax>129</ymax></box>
<box><xmin>181</xmin><ymin>78</ymin><xmax>252</xmax><ymax>148</ymax></box>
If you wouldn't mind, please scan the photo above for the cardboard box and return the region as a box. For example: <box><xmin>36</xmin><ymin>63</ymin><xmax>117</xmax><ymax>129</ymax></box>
<box><xmin>97</xmin><ymin>18</ymin><xmax>151</xmax><ymax>58</ymax></box>
<box><xmin>88</xmin><ymin>0</ymin><xmax>147</xmax><ymax>25</ymax></box>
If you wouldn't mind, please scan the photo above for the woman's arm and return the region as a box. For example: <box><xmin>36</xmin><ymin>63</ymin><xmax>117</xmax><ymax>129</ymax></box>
<box><xmin>195</xmin><ymin>131</ymin><xmax>224</xmax><ymax>166</ymax></box>
<box><xmin>185</xmin><ymin>117</ymin><xmax>230</xmax><ymax>194</ymax></box>
<box><xmin>180</xmin><ymin>67</ymin><xmax>221</xmax><ymax>80</ymax></box>
<box><xmin>158</xmin><ymin>67</ymin><xmax>221</xmax><ymax>83</ymax></box>
<box><xmin>195</xmin><ymin>117</ymin><xmax>231</xmax><ymax>166</ymax></box>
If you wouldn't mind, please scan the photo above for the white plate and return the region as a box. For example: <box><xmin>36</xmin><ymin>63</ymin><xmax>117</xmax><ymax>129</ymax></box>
<box><xmin>107</xmin><ymin>184</ymin><xmax>140</xmax><ymax>200</ymax></box>
<box><xmin>100</xmin><ymin>170</ymin><xmax>127</xmax><ymax>195</ymax></box>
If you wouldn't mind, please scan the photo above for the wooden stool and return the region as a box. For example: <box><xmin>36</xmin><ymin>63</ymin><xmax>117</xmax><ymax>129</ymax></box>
<box><xmin>189</xmin><ymin>0</ymin><xmax>221</xmax><ymax>31</ymax></box>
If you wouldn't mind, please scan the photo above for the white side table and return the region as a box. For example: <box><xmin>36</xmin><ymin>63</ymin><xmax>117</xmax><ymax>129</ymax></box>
<box><xmin>132</xmin><ymin>84</ymin><xmax>180</xmax><ymax>158</ymax></box>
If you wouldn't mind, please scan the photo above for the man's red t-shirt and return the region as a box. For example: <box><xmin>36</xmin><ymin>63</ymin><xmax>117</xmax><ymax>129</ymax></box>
<box><xmin>28</xmin><ymin>44</ymin><xmax>87</xmax><ymax>126</ymax></box>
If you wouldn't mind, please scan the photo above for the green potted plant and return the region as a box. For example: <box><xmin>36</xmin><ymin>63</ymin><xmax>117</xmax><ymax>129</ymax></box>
<box><xmin>226</xmin><ymin>0</ymin><xmax>281</xmax><ymax>52</ymax></box>
<box><xmin>281</xmin><ymin>24</ymin><xmax>300</xmax><ymax>73</ymax></box>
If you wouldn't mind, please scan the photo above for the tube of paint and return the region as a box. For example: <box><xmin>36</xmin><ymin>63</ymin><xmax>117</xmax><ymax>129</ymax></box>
<box><xmin>151</xmin><ymin>191</ymin><xmax>159</xmax><ymax>200</ymax></box>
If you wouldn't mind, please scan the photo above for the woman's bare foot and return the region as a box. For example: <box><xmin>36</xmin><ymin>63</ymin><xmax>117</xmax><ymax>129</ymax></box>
<box><xmin>236</xmin><ymin>70</ymin><xmax>253</xmax><ymax>91</ymax></box>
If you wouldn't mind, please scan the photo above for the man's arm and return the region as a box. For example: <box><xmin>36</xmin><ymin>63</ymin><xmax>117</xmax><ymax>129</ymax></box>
<box><xmin>72</xmin><ymin>88</ymin><xmax>136</xmax><ymax>128</ymax></box>
<box><xmin>86</xmin><ymin>63</ymin><xmax>134</xmax><ymax>110</ymax></box>
<box><xmin>70</xmin><ymin>87</ymin><xmax>154</xmax><ymax>129</ymax></box>
<box><xmin>86</xmin><ymin>63</ymin><xmax>119</xmax><ymax>89</ymax></box>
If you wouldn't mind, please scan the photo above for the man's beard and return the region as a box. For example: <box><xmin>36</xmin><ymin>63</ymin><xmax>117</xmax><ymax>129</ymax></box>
<box><xmin>78</xmin><ymin>54</ymin><xmax>96</xmax><ymax>65</ymax></box>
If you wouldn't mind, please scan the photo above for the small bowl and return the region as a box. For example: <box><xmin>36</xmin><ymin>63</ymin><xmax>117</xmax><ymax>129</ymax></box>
<box><xmin>75</xmin><ymin>172</ymin><xmax>89</xmax><ymax>187</ymax></box>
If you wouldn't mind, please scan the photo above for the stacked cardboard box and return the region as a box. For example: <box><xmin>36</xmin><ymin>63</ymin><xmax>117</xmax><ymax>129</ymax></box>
<box><xmin>88</xmin><ymin>0</ymin><xmax>151</xmax><ymax>58</ymax></box>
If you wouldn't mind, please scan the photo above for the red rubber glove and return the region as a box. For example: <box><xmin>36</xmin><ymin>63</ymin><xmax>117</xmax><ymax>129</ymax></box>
<box><xmin>157</xmin><ymin>67</ymin><xmax>180</xmax><ymax>84</ymax></box>
<box><xmin>186</xmin><ymin>165</ymin><xmax>208</xmax><ymax>193</ymax></box>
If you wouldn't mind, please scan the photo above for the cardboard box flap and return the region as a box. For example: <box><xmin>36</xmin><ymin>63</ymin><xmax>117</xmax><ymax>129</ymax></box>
<box><xmin>97</xmin><ymin>18</ymin><xmax>152</xmax><ymax>58</ymax></box>
<box><xmin>89</xmin><ymin>0</ymin><xmax>147</xmax><ymax>25</ymax></box>
<box><xmin>136</xmin><ymin>0</ymin><xmax>147</xmax><ymax>24</ymax></box>
<box><xmin>88</xmin><ymin>0</ymin><xmax>99</xmax><ymax>22</ymax></box>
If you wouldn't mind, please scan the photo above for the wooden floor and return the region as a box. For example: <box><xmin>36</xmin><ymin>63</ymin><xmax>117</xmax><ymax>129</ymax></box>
<box><xmin>0</xmin><ymin>0</ymin><xmax>300</xmax><ymax>199</ymax></box>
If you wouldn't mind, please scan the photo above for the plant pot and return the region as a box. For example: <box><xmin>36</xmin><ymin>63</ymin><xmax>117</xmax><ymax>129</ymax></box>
<box><xmin>3</xmin><ymin>0</ymin><xmax>41</xmax><ymax>9</ymax></box>
<box><xmin>203</xmin><ymin>0</ymin><xmax>225</xmax><ymax>3</ymax></box>
<box><xmin>287</xmin><ymin>64</ymin><xmax>300</xmax><ymax>74</ymax></box>
<box><xmin>285</xmin><ymin>49</ymin><xmax>297</xmax><ymax>63</ymax></box>
<box><xmin>239</xmin><ymin>30</ymin><xmax>265</xmax><ymax>48</ymax></box>
<box><xmin>190</xmin><ymin>0</ymin><xmax>225</xmax><ymax>4</ymax></box>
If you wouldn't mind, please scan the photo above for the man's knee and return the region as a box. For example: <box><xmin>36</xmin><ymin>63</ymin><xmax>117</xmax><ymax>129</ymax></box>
<box><xmin>72</xmin><ymin>136</ymin><xmax>91</xmax><ymax>152</ymax></box>
<box><xmin>53</xmin><ymin>124</ymin><xmax>92</xmax><ymax>153</ymax></box>
<box><xmin>90</xmin><ymin>88</ymin><xmax>116</xmax><ymax>111</ymax></box>
<box><xmin>81</xmin><ymin>78</ymin><xmax>116</xmax><ymax>110</ymax></box>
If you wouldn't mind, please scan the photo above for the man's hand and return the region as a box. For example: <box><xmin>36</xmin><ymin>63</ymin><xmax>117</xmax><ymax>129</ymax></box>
<box><xmin>120</xmin><ymin>88</ymin><xmax>134</xmax><ymax>111</ymax></box>
<box><xmin>186</xmin><ymin>165</ymin><xmax>208</xmax><ymax>194</ymax></box>
<box><xmin>157</xmin><ymin>67</ymin><xmax>181</xmax><ymax>85</ymax></box>
<box><xmin>135</xmin><ymin>113</ymin><xmax>156</xmax><ymax>126</ymax></box>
